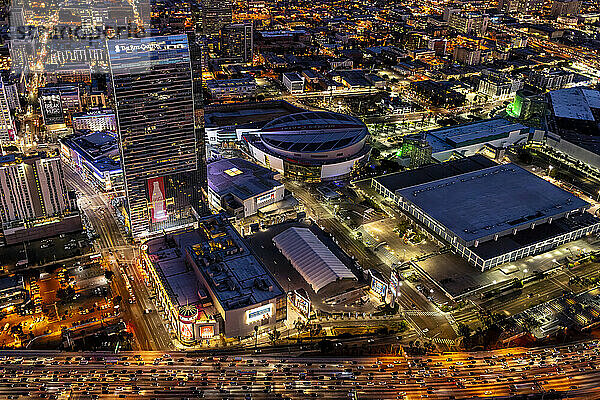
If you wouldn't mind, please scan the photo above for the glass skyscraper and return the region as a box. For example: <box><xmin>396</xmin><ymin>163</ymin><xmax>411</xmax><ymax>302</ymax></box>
<box><xmin>107</xmin><ymin>34</ymin><xmax>205</xmax><ymax>239</ymax></box>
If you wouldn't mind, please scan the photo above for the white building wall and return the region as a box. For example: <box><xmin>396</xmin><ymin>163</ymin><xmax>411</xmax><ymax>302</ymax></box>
<box><xmin>243</xmin><ymin>185</ymin><xmax>285</xmax><ymax>217</ymax></box>
<box><xmin>35</xmin><ymin>157</ymin><xmax>70</xmax><ymax>216</ymax></box>
<box><xmin>320</xmin><ymin>158</ymin><xmax>356</xmax><ymax>180</ymax></box>
<box><xmin>0</xmin><ymin>78</ymin><xmax>15</xmax><ymax>142</ymax></box>
<box><xmin>72</xmin><ymin>112</ymin><xmax>117</xmax><ymax>132</ymax></box>
<box><xmin>0</xmin><ymin>164</ymin><xmax>35</xmax><ymax>223</ymax></box>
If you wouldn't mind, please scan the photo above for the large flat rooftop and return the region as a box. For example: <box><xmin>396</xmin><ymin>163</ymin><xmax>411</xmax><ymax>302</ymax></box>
<box><xmin>207</xmin><ymin>158</ymin><xmax>282</xmax><ymax>200</ymax></box>
<box><xmin>425</xmin><ymin>118</ymin><xmax>528</xmax><ymax>153</ymax></box>
<box><xmin>550</xmin><ymin>87</ymin><xmax>600</xmax><ymax>121</ymax></box>
<box><xmin>61</xmin><ymin>131</ymin><xmax>121</xmax><ymax>173</ymax></box>
<box><xmin>471</xmin><ymin>212</ymin><xmax>600</xmax><ymax>259</ymax></box>
<box><xmin>146</xmin><ymin>230</ymin><xmax>204</xmax><ymax>307</ymax></box>
<box><xmin>396</xmin><ymin>164</ymin><xmax>589</xmax><ymax>244</ymax></box>
<box><xmin>146</xmin><ymin>216</ymin><xmax>284</xmax><ymax>313</ymax></box>
<box><xmin>373</xmin><ymin>154</ymin><xmax>496</xmax><ymax>193</ymax></box>
<box><xmin>187</xmin><ymin>215</ymin><xmax>284</xmax><ymax>311</ymax></box>
<box><xmin>204</xmin><ymin>100</ymin><xmax>304</xmax><ymax>128</ymax></box>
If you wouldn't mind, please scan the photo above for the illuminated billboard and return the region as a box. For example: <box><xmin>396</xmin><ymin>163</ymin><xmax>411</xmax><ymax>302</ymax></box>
<box><xmin>39</xmin><ymin>93</ymin><xmax>64</xmax><ymax>126</ymax></box>
<box><xmin>148</xmin><ymin>176</ymin><xmax>168</xmax><ymax>222</ymax></box>
<box><xmin>245</xmin><ymin>303</ymin><xmax>273</xmax><ymax>324</ymax></box>
<box><xmin>179</xmin><ymin>321</ymin><xmax>194</xmax><ymax>341</ymax></box>
<box><xmin>370</xmin><ymin>276</ymin><xmax>388</xmax><ymax>298</ymax></box>
<box><xmin>293</xmin><ymin>290</ymin><xmax>311</xmax><ymax>316</ymax></box>
<box><xmin>256</xmin><ymin>190</ymin><xmax>276</xmax><ymax>207</ymax></box>
<box><xmin>200</xmin><ymin>325</ymin><xmax>214</xmax><ymax>339</ymax></box>
<box><xmin>389</xmin><ymin>271</ymin><xmax>399</xmax><ymax>297</ymax></box>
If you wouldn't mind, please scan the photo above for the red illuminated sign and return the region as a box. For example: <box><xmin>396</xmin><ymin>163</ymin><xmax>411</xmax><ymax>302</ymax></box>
<box><xmin>200</xmin><ymin>325</ymin><xmax>214</xmax><ymax>338</ymax></box>
<box><xmin>180</xmin><ymin>322</ymin><xmax>193</xmax><ymax>340</ymax></box>
<box><xmin>148</xmin><ymin>177</ymin><xmax>168</xmax><ymax>222</ymax></box>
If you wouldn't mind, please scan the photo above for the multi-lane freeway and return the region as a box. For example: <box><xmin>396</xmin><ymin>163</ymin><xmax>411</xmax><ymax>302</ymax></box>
<box><xmin>0</xmin><ymin>341</ymin><xmax>599</xmax><ymax>399</ymax></box>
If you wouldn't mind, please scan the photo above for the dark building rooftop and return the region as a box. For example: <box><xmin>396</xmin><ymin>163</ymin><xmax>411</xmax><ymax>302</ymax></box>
<box><xmin>373</xmin><ymin>154</ymin><xmax>496</xmax><ymax>193</ymax></box>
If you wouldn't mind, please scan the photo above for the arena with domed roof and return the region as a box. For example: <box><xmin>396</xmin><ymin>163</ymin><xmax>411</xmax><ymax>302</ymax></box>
<box><xmin>243</xmin><ymin>110</ymin><xmax>371</xmax><ymax>182</ymax></box>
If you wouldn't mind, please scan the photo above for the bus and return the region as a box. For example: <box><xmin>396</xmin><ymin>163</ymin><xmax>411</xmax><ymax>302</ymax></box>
<box><xmin>334</xmin><ymin>372</ymin><xmax>354</xmax><ymax>380</ymax></box>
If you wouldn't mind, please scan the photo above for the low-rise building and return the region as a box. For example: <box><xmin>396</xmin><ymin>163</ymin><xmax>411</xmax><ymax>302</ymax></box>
<box><xmin>207</xmin><ymin>77</ymin><xmax>257</xmax><ymax>101</ymax></box>
<box><xmin>71</xmin><ymin>109</ymin><xmax>117</xmax><ymax>132</ymax></box>
<box><xmin>453</xmin><ymin>46</ymin><xmax>481</xmax><ymax>66</ymax></box>
<box><xmin>0</xmin><ymin>275</ymin><xmax>27</xmax><ymax>312</ymax></box>
<box><xmin>449</xmin><ymin>13</ymin><xmax>489</xmax><ymax>36</ymax></box>
<box><xmin>528</xmin><ymin>68</ymin><xmax>574</xmax><ymax>91</ymax></box>
<box><xmin>411</xmin><ymin>80</ymin><xmax>466</xmax><ymax>107</ymax></box>
<box><xmin>477</xmin><ymin>69</ymin><xmax>523</xmax><ymax>100</ymax></box>
<box><xmin>60</xmin><ymin>130</ymin><xmax>123</xmax><ymax>192</ymax></box>
<box><xmin>373</xmin><ymin>159</ymin><xmax>600</xmax><ymax>271</ymax></box>
<box><xmin>143</xmin><ymin>214</ymin><xmax>287</xmax><ymax>341</ymax></box>
<box><xmin>207</xmin><ymin>158</ymin><xmax>285</xmax><ymax>218</ymax></box>
<box><xmin>204</xmin><ymin>100</ymin><xmax>304</xmax><ymax>146</ymax></box>
<box><xmin>282</xmin><ymin>72</ymin><xmax>304</xmax><ymax>94</ymax></box>
<box><xmin>422</xmin><ymin>118</ymin><xmax>530</xmax><ymax>161</ymax></box>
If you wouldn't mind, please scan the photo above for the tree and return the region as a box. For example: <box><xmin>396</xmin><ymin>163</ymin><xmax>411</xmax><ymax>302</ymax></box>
<box><xmin>104</xmin><ymin>270</ymin><xmax>114</xmax><ymax>281</ymax></box>
<box><xmin>57</xmin><ymin>286</ymin><xmax>76</xmax><ymax>303</ymax></box>
<box><xmin>457</xmin><ymin>323</ymin><xmax>471</xmax><ymax>339</ymax></box>
<box><xmin>268</xmin><ymin>328</ymin><xmax>281</xmax><ymax>346</ymax></box>
<box><xmin>370</xmin><ymin>147</ymin><xmax>381</xmax><ymax>159</ymax></box>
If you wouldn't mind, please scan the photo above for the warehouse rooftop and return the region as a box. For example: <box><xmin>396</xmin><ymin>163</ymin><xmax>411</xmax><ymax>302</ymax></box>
<box><xmin>549</xmin><ymin>87</ymin><xmax>600</xmax><ymax>121</ymax></box>
<box><xmin>396</xmin><ymin>164</ymin><xmax>589</xmax><ymax>244</ymax></box>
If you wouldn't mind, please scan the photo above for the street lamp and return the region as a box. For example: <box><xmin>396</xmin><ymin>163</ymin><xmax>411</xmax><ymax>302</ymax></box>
<box><xmin>522</xmin><ymin>268</ymin><xmax>528</xmax><ymax>281</ymax></box>
<box><xmin>548</xmin><ymin>165</ymin><xmax>553</xmax><ymax>176</ymax></box>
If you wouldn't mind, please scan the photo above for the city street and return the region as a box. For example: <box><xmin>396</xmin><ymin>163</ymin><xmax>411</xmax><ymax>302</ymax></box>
<box><xmin>285</xmin><ymin>181</ymin><xmax>458</xmax><ymax>345</ymax></box>
<box><xmin>63</xmin><ymin>166</ymin><xmax>173</xmax><ymax>351</ymax></box>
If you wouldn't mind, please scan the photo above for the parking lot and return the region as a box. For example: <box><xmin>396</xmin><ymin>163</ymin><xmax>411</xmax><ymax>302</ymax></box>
<box><xmin>0</xmin><ymin>259</ymin><xmax>116</xmax><ymax>349</ymax></box>
<box><xmin>0</xmin><ymin>231</ymin><xmax>92</xmax><ymax>273</ymax></box>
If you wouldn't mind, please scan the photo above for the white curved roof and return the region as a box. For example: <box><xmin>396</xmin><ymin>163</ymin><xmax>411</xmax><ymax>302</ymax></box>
<box><xmin>273</xmin><ymin>227</ymin><xmax>356</xmax><ymax>293</ymax></box>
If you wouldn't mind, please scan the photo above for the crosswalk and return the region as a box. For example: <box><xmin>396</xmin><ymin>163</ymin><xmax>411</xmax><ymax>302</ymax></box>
<box><xmin>430</xmin><ymin>337</ymin><xmax>456</xmax><ymax>346</ymax></box>
<box><xmin>403</xmin><ymin>310</ymin><xmax>444</xmax><ymax>317</ymax></box>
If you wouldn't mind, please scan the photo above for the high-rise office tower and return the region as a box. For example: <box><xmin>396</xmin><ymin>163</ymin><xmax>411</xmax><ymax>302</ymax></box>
<box><xmin>0</xmin><ymin>77</ymin><xmax>16</xmax><ymax>142</ymax></box>
<box><xmin>202</xmin><ymin>0</ymin><xmax>233</xmax><ymax>37</ymax></box>
<box><xmin>107</xmin><ymin>34</ymin><xmax>205</xmax><ymax>239</ymax></box>
<box><xmin>220</xmin><ymin>22</ymin><xmax>253</xmax><ymax>63</ymax></box>
<box><xmin>186</xmin><ymin>32</ymin><xmax>208</xmax><ymax>215</ymax></box>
